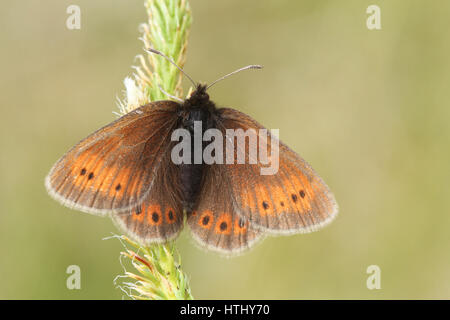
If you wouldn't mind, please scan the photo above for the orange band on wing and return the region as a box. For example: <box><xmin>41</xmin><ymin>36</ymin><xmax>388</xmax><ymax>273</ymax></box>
<box><xmin>255</xmin><ymin>186</ymin><xmax>274</xmax><ymax>216</ymax></box>
<box><xmin>233</xmin><ymin>217</ymin><xmax>248</xmax><ymax>235</ymax></box>
<box><xmin>147</xmin><ymin>204</ymin><xmax>162</xmax><ymax>226</ymax></box>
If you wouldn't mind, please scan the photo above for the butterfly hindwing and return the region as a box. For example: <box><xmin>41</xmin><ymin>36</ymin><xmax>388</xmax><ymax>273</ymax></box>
<box><xmin>217</xmin><ymin>108</ymin><xmax>338</xmax><ymax>234</ymax></box>
<box><xmin>45</xmin><ymin>101</ymin><xmax>180</xmax><ymax>216</ymax></box>
<box><xmin>112</xmin><ymin>141</ymin><xmax>185</xmax><ymax>243</ymax></box>
<box><xmin>188</xmin><ymin>164</ymin><xmax>263</xmax><ymax>255</ymax></box>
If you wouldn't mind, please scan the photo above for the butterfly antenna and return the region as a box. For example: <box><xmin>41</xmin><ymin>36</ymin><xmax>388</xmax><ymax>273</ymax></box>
<box><xmin>157</xmin><ymin>84</ymin><xmax>184</xmax><ymax>103</ymax></box>
<box><xmin>145</xmin><ymin>48</ymin><xmax>197</xmax><ymax>88</ymax></box>
<box><xmin>206</xmin><ymin>65</ymin><xmax>263</xmax><ymax>90</ymax></box>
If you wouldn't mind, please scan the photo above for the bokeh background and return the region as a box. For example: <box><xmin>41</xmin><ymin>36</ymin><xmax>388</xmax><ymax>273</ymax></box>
<box><xmin>1</xmin><ymin>0</ymin><xmax>450</xmax><ymax>299</ymax></box>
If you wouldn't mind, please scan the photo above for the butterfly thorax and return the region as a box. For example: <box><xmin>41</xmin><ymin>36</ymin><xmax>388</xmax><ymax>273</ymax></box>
<box><xmin>180</xmin><ymin>84</ymin><xmax>216</xmax><ymax>132</ymax></box>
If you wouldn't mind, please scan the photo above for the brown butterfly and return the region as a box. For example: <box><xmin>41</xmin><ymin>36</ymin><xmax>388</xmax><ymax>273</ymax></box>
<box><xmin>45</xmin><ymin>49</ymin><xmax>338</xmax><ymax>255</ymax></box>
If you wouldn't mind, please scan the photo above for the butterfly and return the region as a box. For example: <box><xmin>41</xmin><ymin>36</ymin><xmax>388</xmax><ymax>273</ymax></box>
<box><xmin>45</xmin><ymin>49</ymin><xmax>338</xmax><ymax>255</ymax></box>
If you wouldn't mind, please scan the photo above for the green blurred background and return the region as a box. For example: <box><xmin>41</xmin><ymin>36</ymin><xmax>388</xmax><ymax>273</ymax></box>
<box><xmin>1</xmin><ymin>0</ymin><xmax>450</xmax><ymax>299</ymax></box>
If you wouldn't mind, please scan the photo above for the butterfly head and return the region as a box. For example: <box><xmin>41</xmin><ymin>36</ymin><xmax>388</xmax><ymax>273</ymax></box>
<box><xmin>183</xmin><ymin>84</ymin><xmax>215</xmax><ymax>110</ymax></box>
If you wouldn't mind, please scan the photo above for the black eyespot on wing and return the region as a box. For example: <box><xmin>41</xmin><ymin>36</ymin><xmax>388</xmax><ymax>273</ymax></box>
<box><xmin>220</xmin><ymin>222</ymin><xmax>228</xmax><ymax>231</ymax></box>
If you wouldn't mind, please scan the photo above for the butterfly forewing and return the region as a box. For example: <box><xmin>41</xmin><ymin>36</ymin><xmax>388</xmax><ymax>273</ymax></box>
<box><xmin>45</xmin><ymin>101</ymin><xmax>180</xmax><ymax>216</ymax></box>
<box><xmin>217</xmin><ymin>108</ymin><xmax>338</xmax><ymax>234</ymax></box>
